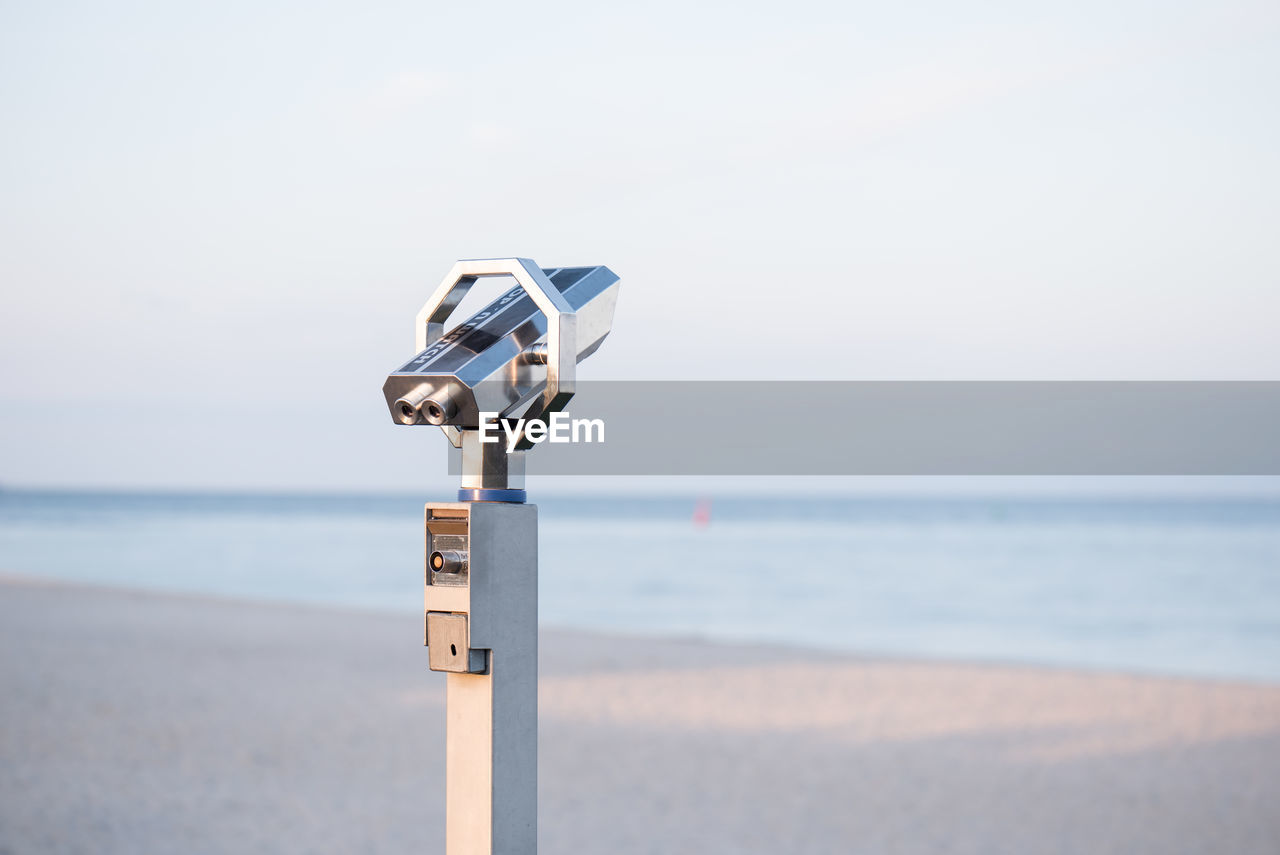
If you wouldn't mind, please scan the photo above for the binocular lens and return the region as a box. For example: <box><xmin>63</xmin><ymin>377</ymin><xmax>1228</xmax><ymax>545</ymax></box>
<box><xmin>392</xmin><ymin>385</ymin><xmax>456</xmax><ymax>426</ymax></box>
<box><xmin>423</xmin><ymin>401</ymin><xmax>445</xmax><ymax>424</ymax></box>
<box><xmin>392</xmin><ymin>384</ymin><xmax>456</xmax><ymax>426</ymax></box>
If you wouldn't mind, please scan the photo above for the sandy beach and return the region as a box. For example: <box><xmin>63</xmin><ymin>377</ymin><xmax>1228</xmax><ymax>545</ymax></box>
<box><xmin>2</xmin><ymin>575</ymin><xmax>1278</xmax><ymax>855</ymax></box>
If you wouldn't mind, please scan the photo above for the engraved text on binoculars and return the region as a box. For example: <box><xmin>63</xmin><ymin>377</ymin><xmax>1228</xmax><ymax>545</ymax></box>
<box><xmin>414</xmin><ymin>285</ymin><xmax>526</xmax><ymax>364</ymax></box>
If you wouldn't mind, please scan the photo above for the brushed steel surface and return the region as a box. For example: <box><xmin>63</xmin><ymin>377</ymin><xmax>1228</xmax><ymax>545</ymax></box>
<box><xmin>383</xmin><ymin>257</ymin><xmax>619</xmax><ymax>486</ymax></box>
<box><xmin>427</xmin><ymin>501</ymin><xmax>538</xmax><ymax>855</ymax></box>
<box><xmin>427</xmin><ymin>612</ymin><xmax>478</xmax><ymax>673</ymax></box>
<box><xmin>382</xmin><ymin>260</ymin><xmax>619</xmax><ymax>460</ymax></box>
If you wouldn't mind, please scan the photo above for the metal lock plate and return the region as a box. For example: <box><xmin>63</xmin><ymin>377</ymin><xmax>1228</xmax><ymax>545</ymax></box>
<box><xmin>426</xmin><ymin>507</ymin><xmax>469</xmax><ymax>588</ymax></box>
<box><xmin>426</xmin><ymin>612</ymin><xmax>487</xmax><ymax>673</ymax></box>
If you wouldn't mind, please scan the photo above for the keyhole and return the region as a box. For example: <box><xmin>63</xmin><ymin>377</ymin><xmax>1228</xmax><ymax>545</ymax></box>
<box><xmin>450</xmin><ymin>644</ymin><xmax>457</xmax><ymax>656</ymax></box>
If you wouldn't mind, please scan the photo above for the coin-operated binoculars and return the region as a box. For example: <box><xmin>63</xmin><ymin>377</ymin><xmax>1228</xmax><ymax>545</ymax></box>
<box><xmin>382</xmin><ymin>258</ymin><xmax>620</xmax><ymax>855</ymax></box>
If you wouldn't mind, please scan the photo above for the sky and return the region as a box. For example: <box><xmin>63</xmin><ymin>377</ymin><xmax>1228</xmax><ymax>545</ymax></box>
<box><xmin>1</xmin><ymin>0</ymin><xmax>1278</xmax><ymax>491</ymax></box>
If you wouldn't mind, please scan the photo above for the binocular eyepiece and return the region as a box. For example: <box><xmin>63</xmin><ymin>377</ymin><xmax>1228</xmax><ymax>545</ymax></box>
<box><xmin>393</xmin><ymin>384</ymin><xmax>458</xmax><ymax>426</ymax></box>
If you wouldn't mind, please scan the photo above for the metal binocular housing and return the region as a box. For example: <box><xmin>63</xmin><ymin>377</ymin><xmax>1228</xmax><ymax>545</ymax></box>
<box><xmin>382</xmin><ymin>259</ymin><xmax>619</xmax><ymax>444</ymax></box>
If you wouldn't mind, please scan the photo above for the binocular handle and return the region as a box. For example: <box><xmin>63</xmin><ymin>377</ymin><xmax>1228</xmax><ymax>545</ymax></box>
<box><xmin>414</xmin><ymin>258</ymin><xmax>578</xmax><ymax>420</ymax></box>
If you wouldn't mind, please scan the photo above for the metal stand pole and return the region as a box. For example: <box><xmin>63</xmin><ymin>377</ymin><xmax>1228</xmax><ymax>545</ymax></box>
<box><xmin>425</xmin><ymin>500</ymin><xmax>538</xmax><ymax>855</ymax></box>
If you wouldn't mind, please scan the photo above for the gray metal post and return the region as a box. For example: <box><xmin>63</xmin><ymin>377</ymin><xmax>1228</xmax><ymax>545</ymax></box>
<box><xmin>425</xmin><ymin>501</ymin><xmax>538</xmax><ymax>854</ymax></box>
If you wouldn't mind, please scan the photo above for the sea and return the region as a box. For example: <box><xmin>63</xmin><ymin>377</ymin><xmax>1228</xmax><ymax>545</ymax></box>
<box><xmin>2</xmin><ymin>489</ymin><xmax>1278</xmax><ymax>683</ymax></box>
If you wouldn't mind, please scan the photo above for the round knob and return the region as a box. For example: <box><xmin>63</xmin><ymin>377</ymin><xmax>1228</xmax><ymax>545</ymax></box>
<box><xmin>430</xmin><ymin>550</ymin><xmax>468</xmax><ymax>574</ymax></box>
